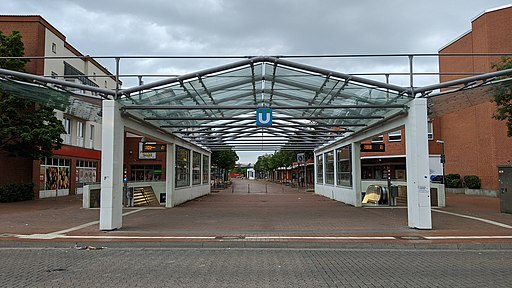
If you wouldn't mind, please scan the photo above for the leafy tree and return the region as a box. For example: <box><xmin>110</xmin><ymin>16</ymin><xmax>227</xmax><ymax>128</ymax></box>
<box><xmin>211</xmin><ymin>149</ymin><xmax>239</xmax><ymax>181</ymax></box>
<box><xmin>491</xmin><ymin>56</ymin><xmax>512</xmax><ymax>136</ymax></box>
<box><xmin>0</xmin><ymin>31</ymin><xmax>65</xmax><ymax>159</ymax></box>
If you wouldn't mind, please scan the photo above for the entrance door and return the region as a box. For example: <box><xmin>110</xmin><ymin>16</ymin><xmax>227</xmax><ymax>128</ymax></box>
<box><xmin>498</xmin><ymin>166</ymin><xmax>512</xmax><ymax>213</ymax></box>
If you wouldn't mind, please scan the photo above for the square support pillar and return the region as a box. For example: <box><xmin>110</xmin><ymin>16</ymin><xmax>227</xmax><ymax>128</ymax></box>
<box><xmin>165</xmin><ymin>143</ymin><xmax>175</xmax><ymax>207</ymax></box>
<box><xmin>352</xmin><ymin>142</ymin><xmax>362</xmax><ymax>207</ymax></box>
<box><xmin>405</xmin><ymin>98</ymin><xmax>432</xmax><ymax>229</ymax></box>
<box><xmin>99</xmin><ymin>100</ymin><xmax>125</xmax><ymax>230</ymax></box>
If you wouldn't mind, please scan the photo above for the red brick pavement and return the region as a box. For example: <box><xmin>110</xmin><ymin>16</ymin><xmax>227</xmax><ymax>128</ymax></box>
<box><xmin>1</xmin><ymin>179</ymin><xmax>512</xmax><ymax>243</ymax></box>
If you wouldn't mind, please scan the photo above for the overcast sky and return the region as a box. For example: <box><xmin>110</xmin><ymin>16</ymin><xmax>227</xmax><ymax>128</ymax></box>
<box><xmin>3</xmin><ymin>0</ymin><xmax>511</xmax><ymax>164</ymax></box>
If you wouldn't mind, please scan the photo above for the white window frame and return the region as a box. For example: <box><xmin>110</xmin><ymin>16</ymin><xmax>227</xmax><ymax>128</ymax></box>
<box><xmin>62</xmin><ymin>117</ymin><xmax>71</xmax><ymax>144</ymax></box>
<box><xmin>371</xmin><ymin>135</ymin><xmax>384</xmax><ymax>143</ymax></box>
<box><xmin>388</xmin><ymin>130</ymin><xmax>402</xmax><ymax>142</ymax></box>
<box><xmin>76</xmin><ymin>121</ymin><xmax>85</xmax><ymax>147</ymax></box>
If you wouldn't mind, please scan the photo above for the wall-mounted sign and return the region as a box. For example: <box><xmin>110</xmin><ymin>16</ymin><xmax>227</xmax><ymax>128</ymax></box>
<box><xmin>297</xmin><ymin>153</ymin><xmax>305</xmax><ymax>163</ymax></box>
<box><xmin>360</xmin><ymin>143</ymin><xmax>385</xmax><ymax>152</ymax></box>
<box><xmin>256</xmin><ymin>108</ymin><xmax>272</xmax><ymax>126</ymax></box>
<box><xmin>142</xmin><ymin>143</ymin><xmax>167</xmax><ymax>152</ymax></box>
<box><xmin>139</xmin><ymin>142</ymin><xmax>156</xmax><ymax>159</ymax></box>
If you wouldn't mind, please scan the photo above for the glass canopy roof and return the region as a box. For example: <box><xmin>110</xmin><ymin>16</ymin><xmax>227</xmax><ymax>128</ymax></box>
<box><xmin>118</xmin><ymin>56</ymin><xmax>413</xmax><ymax>151</ymax></box>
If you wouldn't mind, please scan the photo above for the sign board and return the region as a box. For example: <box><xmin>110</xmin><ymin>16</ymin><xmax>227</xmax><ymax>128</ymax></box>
<box><xmin>256</xmin><ymin>108</ymin><xmax>272</xmax><ymax>126</ymax></box>
<box><xmin>297</xmin><ymin>153</ymin><xmax>305</xmax><ymax>163</ymax></box>
<box><xmin>360</xmin><ymin>143</ymin><xmax>385</xmax><ymax>152</ymax></box>
<box><xmin>143</xmin><ymin>143</ymin><xmax>167</xmax><ymax>152</ymax></box>
<box><xmin>139</xmin><ymin>142</ymin><xmax>156</xmax><ymax>159</ymax></box>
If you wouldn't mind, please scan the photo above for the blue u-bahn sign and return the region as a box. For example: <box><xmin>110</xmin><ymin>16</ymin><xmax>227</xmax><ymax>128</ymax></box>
<box><xmin>256</xmin><ymin>108</ymin><xmax>272</xmax><ymax>126</ymax></box>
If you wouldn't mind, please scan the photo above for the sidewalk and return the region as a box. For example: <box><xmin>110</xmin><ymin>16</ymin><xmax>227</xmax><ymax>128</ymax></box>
<box><xmin>1</xmin><ymin>178</ymin><xmax>512</xmax><ymax>247</ymax></box>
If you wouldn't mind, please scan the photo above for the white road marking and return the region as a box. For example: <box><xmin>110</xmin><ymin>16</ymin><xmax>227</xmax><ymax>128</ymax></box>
<box><xmin>16</xmin><ymin>208</ymin><xmax>147</xmax><ymax>240</ymax></box>
<box><xmin>424</xmin><ymin>235</ymin><xmax>512</xmax><ymax>240</ymax></box>
<box><xmin>432</xmin><ymin>209</ymin><xmax>512</xmax><ymax>229</ymax></box>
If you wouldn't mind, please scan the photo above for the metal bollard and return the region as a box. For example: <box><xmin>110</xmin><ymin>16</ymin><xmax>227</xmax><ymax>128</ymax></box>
<box><xmin>248</xmin><ymin>184</ymin><xmax>250</xmax><ymax>194</ymax></box>
<box><xmin>232</xmin><ymin>184</ymin><xmax>234</xmax><ymax>194</ymax></box>
<box><xmin>266</xmin><ymin>184</ymin><xmax>268</xmax><ymax>194</ymax></box>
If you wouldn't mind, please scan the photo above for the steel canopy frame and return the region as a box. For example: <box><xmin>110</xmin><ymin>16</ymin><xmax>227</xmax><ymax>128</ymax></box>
<box><xmin>116</xmin><ymin>57</ymin><xmax>416</xmax><ymax>150</ymax></box>
<box><xmin>1</xmin><ymin>55</ymin><xmax>512</xmax><ymax>151</ymax></box>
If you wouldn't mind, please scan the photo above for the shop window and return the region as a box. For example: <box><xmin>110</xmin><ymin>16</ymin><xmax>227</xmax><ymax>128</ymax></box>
<box><xmin>388</xmin><ymin>130</ymin><xmax>402</xmax><ymax>142</ymax></box>
<box><xmin>131</xmin><ymin>165</ymin><xmax>162</xmax><ymax>182</ymax></box>
<box><xmin>42</xmin><ymin>157</ymin><xmax>70</xmax><ymax>190</ymax></box>
<box><xmin>316</xmin><ymin>154</ymin><xmax>324</xmax><ymax>184</ymax></box>
<box><xmin>76</xmin><ymin>160</ymin><xmax>98</xmax><ymax>184</ymax></box>
<box><xmin>175</xmin><ymin>146</ymin><xmax>190</xmax><ymax>187</ymax></box>
<box><xmin>371</xmin><ymin>135</ymin><xmax>384</xmax><ymax>143</ymax></box>
<box><xmin>325</xmin><ymin>151</ymin><xmax>334</xmax><ymax>185</ymax></box>
<box><xmin>51</xmin><ymin>42</ymin><xmax>57</xmax><ymax>54</ymax></box>
<box><xmin>202</xmin><ymin>155</ymin><xmax>210</xmax><ymax>184</ymax></box>
<box><xmin>192</xmin><ymin>152</ymin><xmax>201</xmax><ymax>185</ymax></box>
<box><xmin>336</xmin><ymin>145</ymin><xmax>352</xmax><ymax>187</ymax></box>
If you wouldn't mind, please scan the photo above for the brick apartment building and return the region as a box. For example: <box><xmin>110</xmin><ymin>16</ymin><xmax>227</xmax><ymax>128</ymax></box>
<box><xmin>0</xmin><ymin>15</ymin><xmax>118</xmax><ymax>198</ymax></box>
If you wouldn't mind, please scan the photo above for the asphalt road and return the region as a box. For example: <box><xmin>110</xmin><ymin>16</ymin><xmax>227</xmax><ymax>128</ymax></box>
<box><xmin>2</xmin><ymin>247</ymin><xmax>511</xmax><ymax>287</ymax></box>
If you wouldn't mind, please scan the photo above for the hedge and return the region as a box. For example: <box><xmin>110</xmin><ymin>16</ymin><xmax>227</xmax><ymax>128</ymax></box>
<box><xmin>0</xmin><ymin>183</ymin><xmax>35</xmax><ymax>202</ymax></box>
<box><xmin>445</xmin><ymin>173</ymin><xmax>461</xmax><ymax>188</ymax></box>
<box><xmin>464</xmin><ymin>175</ymin><xmax>481</xmax><ymax>189</ymax></box>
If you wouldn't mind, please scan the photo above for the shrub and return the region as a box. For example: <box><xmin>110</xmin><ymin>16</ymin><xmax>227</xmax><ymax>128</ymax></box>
<box><xmin>445</xmin><ymin>173</ymin><xmax>461</xmax><ymax>188</ymax></box>
<box><xmin>0</xmin><ymin>183</ymin><xmax>35</xmax><ymax>202</ymax></box>
<box><xmin>464</xmin><ymin>175</ymin><xmax>481</xmax><ymax>189</ymax></box>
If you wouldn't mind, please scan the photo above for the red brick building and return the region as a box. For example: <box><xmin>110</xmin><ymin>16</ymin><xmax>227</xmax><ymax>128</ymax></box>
<box><xmin>436</xmin><ymin>4</ymin><xmax>512</xmax><ymax>190</ymax></box>
<box><xmin>0</xmin><ymin>16</ymin><xmax>117</xmax><ymax>198</ymax></box>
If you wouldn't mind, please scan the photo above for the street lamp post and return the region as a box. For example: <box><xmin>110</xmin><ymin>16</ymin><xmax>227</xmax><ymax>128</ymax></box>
<box><xmin>436</xmin><ymin>140</ymin><xmax>445</xmax><ymax>185</ymax></box>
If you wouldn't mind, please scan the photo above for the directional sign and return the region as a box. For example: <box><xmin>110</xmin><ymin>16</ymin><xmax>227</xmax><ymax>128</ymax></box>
<box><xmin>256</xmin><ymin>108</ymin><xmax>272</xmax><ymax>126</ymax></box>
<box><xmin>360</xmin><ymin>143</ymin><xmax>385</xmax><ymax>152</ymax></box>
<box><xmin>143</xmin><ymin>143</ymin><xmax>167</xmax><ymax>152</ymax></box>
<box><xmin>297</xmin><ymin>153</ymin><xmax>305</xmax><ymax>163</ymax></box>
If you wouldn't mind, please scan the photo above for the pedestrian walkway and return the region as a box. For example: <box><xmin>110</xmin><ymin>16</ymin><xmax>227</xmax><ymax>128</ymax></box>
<box><xmin>2</xmin><ymin>178</ymin><xmax>512</xmax><ymax>246</ymax></box>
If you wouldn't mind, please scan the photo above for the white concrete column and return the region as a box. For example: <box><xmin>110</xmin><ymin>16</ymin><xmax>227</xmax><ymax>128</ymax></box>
<box><xmin>99</xmin><ymin>100</ymin><xmax>125</xmax><ymax>230</ymax></box>
<box><xmin>352</xmin><ymin>142</ymin><xmax>362</xmax><ymax>207</ymax></box>
<box><xmin>165</xmin><ymin>143</ymin><xmax>175</xmax><ymax>207</ymax></box>
<box><xmin>405</xmin><ymin>97</ymin><xmax>432</xmax><ymax>229</ymax></box>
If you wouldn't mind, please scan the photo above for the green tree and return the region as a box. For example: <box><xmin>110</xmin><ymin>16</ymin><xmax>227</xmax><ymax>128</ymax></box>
<box><xmin>211</xmin><ymin>149</ymin><xmax>239</xmax><ymax>181</ymax></box>
<box><xmin>0</xmin><ymin>31</ymin><xmax>65</xmax><ymax>159</ymax></box>
<box><xmin>491</xmin><ymin>56</ymin><xmax>512</xmax><ymax>136</ymax></box>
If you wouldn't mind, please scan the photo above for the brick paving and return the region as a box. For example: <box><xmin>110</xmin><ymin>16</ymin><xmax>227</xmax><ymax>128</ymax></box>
<box><xmin>1</xmin><ymin>178</ymin><xmax>512</xmax><ymax>244</ymax></box>
<box><xmin>1</xmin><ymin>247</ymin><xmax>512</xmax><ymax>287</ymax></box>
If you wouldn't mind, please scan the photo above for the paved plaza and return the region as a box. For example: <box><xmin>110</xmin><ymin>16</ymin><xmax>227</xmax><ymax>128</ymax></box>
<box><xmin>1</xmin><ymin>178</ymin><xmax>512</xmax><ymax>247</ymax></box>
<box><xmin>1</xmin><ymin>247</ymin><xmax>512</xmax><ymax>287</ymax></box>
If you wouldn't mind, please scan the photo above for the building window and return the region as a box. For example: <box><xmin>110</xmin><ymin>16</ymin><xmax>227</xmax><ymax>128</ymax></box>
<box><xmin>175</xmin><ymin>146</ymin><xmax>190</xmax><ymax>188</ymax></box>
<box><xmin>388</xmin><ymin>130</ymin><xmax>402</xmax><ymax>142</ymax></box>
<box><xmin>130</xmin><ymin>165</ymin><xmax>162</xmax><ymax>182</ymax></box>
<box><xmin>76</xmin><ymin>161</ymin><xmax>98</xmax><ymax>185</ymax></box>
<box><xmin>316</xmin><ymin>154</ymin><xmax>324</xmax><ymax>184</ymax></box>
<box><xmin>51</xmin><ymin>71</ymin><xmax>58</xmax><ymax>79</ymax></box>
<box><xmin>336</xmin><ymin>145</ymin><xmax>352</xmax><ymax>187</ymax></box>
<box><xmin>325</xmin><ymin>151</ymin><xmax>335</xmax><ymax>185</ymax></box>
<box><xmin>192</xmin><ymin>151</ymin><xmax>201</xmax><ymax>185</ymax></box>
<box><xmin>41</xmin><ymin>157</ymin><xmax>70</xmax><ymax>191</ymax></box>
<box><xmin>61</xmin><ymin>117</ymin><xmax>71</xmax><ymax>144</ymax></box>
<box><xmin>202</xmin><ymin>155</ymin><xmax>210</xmax><ymax>184</ymax></box>
<box><xmin>371</xmin><ymin>135</ymin><xmax>384</xmax><ymax>143</ymax></box>
<box><xmin>76</xmin><ymin>121</ymin><xmax>85</xmax><ymax>147</ymax></box>
<box><xmin>89</xmin><ymin>125</ymin><xmax>95</xmax><ymax>147</ymax></box>
<box><xmin>427</xmin><ymin>121</ymin><xmax>433</xmax><ymax>140</ymax></box>
<box><xmin>51</xmin><ymin>42</ymin><xmax>57</xmax><ymax>54</ymax></box>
